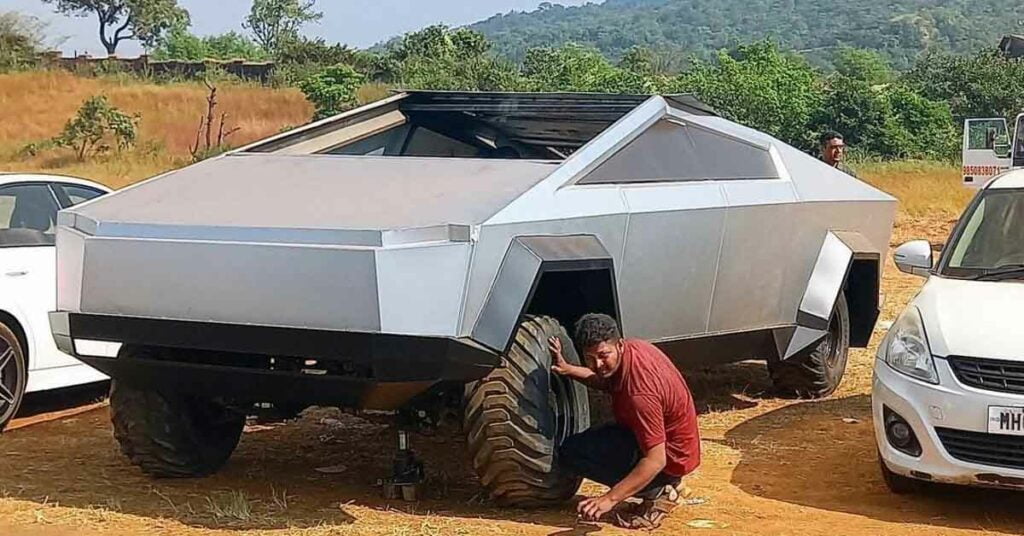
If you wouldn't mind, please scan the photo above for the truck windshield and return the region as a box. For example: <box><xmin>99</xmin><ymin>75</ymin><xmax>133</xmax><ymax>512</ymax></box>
<box><xmin>942</xmin><ymin>188</ymin><xmax>1024</xmax><ymax>279</ymax></box>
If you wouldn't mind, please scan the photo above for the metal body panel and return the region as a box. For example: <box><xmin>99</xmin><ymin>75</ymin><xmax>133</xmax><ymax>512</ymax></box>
<box><xmin>72</xmin><ymin>154</ymin><xmax>556</xmax><ymax>237</ymax></box>
<box><xmin>471</xmin><ymin>235</ymin><xmax>614</xmax><ymax>351</ymax></box>
<box><xmin>55</xmin><ymin>226</ymin><xmax>86</xmax><ymax>314</ymax></box>
<box><xmin>75</xmin><ymin>237</ymin><xmax>381</xmax><ymax>332</ymax></box>
<box><xmin>376</xmin><ymin>243</ymin><xmax>472</xmax><ymax>336</ymax></box>
<box><xmin>709</xmin><ymin>202</ymin><xmax>797</xmax><ymax>333</ymax></box>
<box><xmin>800</xmin><ymin>232</ymin><xmax>855</xmax><ymax>326</ymax></box>
<box><xmin>618</xmin><ymin>182</ymin><xmax>728</xmax><ymax>339</ymax></box>
<box><xmin>461</xmin><ymin>214</ymin><xmax>627</xmax><ymax>338</ymax></box>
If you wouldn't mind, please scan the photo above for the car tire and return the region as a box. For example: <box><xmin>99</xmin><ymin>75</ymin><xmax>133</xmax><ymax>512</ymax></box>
<box><xmin>769</xmin><ymin>292</ymin><xmax>850</xmax><ymax>399</ymax></box>
<box><xmin>464</xmin><ymin>315</ymin><xmax>590</xmax><ymax>507</ymax></box>
<box><xmin>878</xmin><ymin>452</ymin><xmax>923</xmax><ymax>494</ymax></box>
<box><xmin>0</xmin><ymin>323</ymin><xmax>27</xmax><ymax>432</ymax></box>
<box><xmin>110</xmin><ymin>353</ymin><xmax>245</xmax><ymax>477</ymax></box>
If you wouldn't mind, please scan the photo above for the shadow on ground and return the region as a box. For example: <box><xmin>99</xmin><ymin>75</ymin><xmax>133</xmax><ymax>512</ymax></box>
<box><xmin>15</xmin><ymin>381</ymin><xmax>108</xmax><ymax>420</ymax></box>
<box><xmin>725</xmin><ymin>394</ymin><xmax>1024</xmax><ymax>534</ymax></box>
<box><xmin>0</xmin><ymin>361</ymin><xmax>776</xmax><ymax>532</ymax></box>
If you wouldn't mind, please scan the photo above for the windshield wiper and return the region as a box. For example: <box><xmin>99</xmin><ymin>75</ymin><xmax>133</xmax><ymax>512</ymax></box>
<box><xmin>967</xmin><ymin>264</ymin><xmax>1024</xmax><ymax>281</ymax></box>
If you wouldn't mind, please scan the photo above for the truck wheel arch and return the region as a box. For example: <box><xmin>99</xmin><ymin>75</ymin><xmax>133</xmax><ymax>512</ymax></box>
<box><xmin>471</xmin><ymin>235</ymin><xmax>620</xmax><ymax>354</ymax></box>
<box><xmin>774</xmin><ymin>230</ymin><xmax>882</xmax><ymax>360</ymax></box>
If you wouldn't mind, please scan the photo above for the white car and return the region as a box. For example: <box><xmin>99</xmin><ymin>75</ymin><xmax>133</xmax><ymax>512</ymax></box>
<box><xmin>875</xmin><ymin>169</ymin><xmax>1024</xmax><ymax>493</ymax></box>
<box><xmin>0</xmin><ymin>173</ymin><xmax>110</xmax><ymax>431</ymax></box>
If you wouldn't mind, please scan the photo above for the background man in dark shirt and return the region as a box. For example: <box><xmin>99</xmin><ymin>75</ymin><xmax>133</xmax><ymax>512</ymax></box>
<box><xmin>820</xmin><ymin>131</ymin><xmax>857</xmax><ymax>177</ymax></box>
<box><xmin>549</xmin><ymin>313</ymin><xmax>700</xmax><ymax>529</ymax></box>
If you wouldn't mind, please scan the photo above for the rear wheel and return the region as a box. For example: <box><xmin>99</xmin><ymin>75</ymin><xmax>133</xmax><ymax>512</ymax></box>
<box><xmin>769</xmin><ymin>293</ymin><xmax>850</xmax><ymax>399</ymax></box>
<box><xmin>110</xmin><ymin>349</ymin><xmax>245</xmax><ymax>477</ymax></box>
<box><xmin>0</xmin><ymin>323</ymin><xmax>27</xmax><ymax>432</ymax></box>
<box><xmin>464</xmin><ymin>316</ymin><xmax>590</xmax><ymax>506</ymax></box>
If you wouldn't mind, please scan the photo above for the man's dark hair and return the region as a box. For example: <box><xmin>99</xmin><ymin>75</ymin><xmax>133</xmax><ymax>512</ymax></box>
<box><xmin>820</xmin><ymin>131</ymin><xmax>844</xmax><ymax>146</ymax></box>
<box><xmin>574</xmin><ymin>313</ymin><xmax>621</xmax><ymax>350</ymax></box>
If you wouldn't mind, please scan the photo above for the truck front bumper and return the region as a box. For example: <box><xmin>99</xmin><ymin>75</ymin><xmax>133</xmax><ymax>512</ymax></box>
<box><xmin>49</xmin><ymin>312</ymin><xmax>499</xmax><ymax>410</ymax></box>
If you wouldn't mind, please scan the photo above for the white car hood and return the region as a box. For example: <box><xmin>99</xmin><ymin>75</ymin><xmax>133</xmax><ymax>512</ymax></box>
<box><xmin>915</xmin><ymin>276</ymin><xmax>1024</xmax><ymax>360</ymax></box>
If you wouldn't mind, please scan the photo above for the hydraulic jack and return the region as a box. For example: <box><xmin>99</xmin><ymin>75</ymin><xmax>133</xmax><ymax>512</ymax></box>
<box><xmin>377</xmin><ymin>430</ymin><xmax>425</xmax><ymax>501</ymax></box>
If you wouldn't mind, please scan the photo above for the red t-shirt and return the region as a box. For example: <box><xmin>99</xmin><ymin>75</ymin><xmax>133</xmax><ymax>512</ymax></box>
<box><xmin>609</xmin><ymin>339</ymin><xmax>701</xmax><ymax>477</ymax></box>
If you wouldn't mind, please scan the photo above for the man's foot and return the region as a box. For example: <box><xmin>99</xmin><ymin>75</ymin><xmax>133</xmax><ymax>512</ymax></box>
<box><xmin>613</xmin><ymin>484</ymin><xmax>681</xmax><ymax>530</ymax></box>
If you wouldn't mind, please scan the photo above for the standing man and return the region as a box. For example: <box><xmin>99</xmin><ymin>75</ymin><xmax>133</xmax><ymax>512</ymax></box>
<box><xmin>549</xmin><ymin>313</ymin><xmax>700</xmax><ymax>530</ymax></box>
<box><xmin>820</xmin><ymin>131</ymin><xmax>857</xmax><ymax>177</ymax></box>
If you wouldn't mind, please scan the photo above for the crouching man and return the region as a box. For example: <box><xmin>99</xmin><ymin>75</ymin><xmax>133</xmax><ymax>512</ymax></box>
<box><xmin>549</xmin><ymin>313</ymin><xmax>700</xmax><ymax>530</ymax></box>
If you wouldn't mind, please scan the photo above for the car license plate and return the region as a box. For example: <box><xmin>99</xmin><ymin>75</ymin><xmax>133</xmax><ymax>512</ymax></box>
<box><xmin>988</xmin><ymin>406</ymin><xmax>1024</xmax><ymax>435</ymax></box>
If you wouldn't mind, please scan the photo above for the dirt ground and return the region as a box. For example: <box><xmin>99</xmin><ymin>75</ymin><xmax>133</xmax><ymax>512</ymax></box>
<box><xmin>2</xmin><ymin>199</ymin><xmax>1020</xmax><ymax>536</ymax></box>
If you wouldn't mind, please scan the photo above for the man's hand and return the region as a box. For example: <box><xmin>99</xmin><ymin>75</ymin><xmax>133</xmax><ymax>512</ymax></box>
<box><xmin>549</xmin><ymin>336</ymin><xmax>574</xmax><ymax>376</ymax></box>
<box><xmin>577</xmin><ymin>494</ymin><xmax>618</xmax><ymax>521</ymax></box>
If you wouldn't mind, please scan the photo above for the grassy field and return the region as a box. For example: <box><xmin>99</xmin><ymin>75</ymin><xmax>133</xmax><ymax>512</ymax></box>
<box><xmin>0</xmin><ymin>70</ymin><xmax>312</xmax><ymax>189</ymax></box>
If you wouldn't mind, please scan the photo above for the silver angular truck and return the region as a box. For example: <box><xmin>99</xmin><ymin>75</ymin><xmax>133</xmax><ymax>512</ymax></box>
<box><xmin>50</xmin><ymin>92</ymin><xmax>896</xmax><ymax>505</ymax></box>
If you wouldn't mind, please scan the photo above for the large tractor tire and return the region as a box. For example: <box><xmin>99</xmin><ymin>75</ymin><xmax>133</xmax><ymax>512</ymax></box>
<box><xmin>769</xmin><ymin>292</ymin><xmax>851</xmax><ymax>399</ymax></box>
<box><xmin>464</xmin><ymin>315</ymin><xmax>590</xmax><ymax>507</ymax></box>
<box><xmin>110</xmin><ymin>351</ymin><xmax>245</xmax><ymax>477</ymax></box>
<box><xmin>0</xmin><ymin>322</ymin><xmax>27</xmax><ymax>432</ymax></box>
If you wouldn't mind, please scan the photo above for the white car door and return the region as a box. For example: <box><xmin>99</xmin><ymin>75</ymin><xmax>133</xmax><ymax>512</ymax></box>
<box><xmin>962</xmin><ymin>118</ymin><xmax>1012</xmax><ymax>188</ymax></box>
<box><xmin>0</xmin><ymin>182</ymin><xmax>69</xmax><ymax>370</ymax></box>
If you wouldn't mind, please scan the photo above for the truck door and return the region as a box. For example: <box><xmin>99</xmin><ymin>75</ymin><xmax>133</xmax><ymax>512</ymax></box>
<box><xmin>1012</xmin><ymin>114</ymin><xmax>1024</xmax><ymax>169</ymax></box>
<box><xmin>963</xmin><ymin>118</ymin><xmax>1010</xmax><ymax>188</ymax></box>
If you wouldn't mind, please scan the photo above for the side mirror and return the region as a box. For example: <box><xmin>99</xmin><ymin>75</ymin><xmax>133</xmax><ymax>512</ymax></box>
<box><xmin>894</xmin><ymin>240</ymin><xmax>933</xmax><ymax>277</ymax></box>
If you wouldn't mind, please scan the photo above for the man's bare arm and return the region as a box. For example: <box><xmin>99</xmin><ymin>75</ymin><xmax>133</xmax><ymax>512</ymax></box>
<box><xmin>549</xmin><ymin>336</ymin><xmax>607</xmax><ymax>390</ymax></box>
<box><xmin>578</xmin><ymin>443</ymin><xmax>667</xmax><ymax>520</ymax></box>
<box><xmin>607</xmin><ymin>442</ymin><xmax>666</xmax><ymax>502</ymax></box>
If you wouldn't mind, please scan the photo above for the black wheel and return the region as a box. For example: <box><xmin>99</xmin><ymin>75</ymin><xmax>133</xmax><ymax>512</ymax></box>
<box><xmin>769</xmin><ymin>292</ymin><xmax>850</xmax><ymax>399</ymax></box>
<box><xmin>0</xmin><ymin>323</ymin><xmax>27</xmax><ymax>432</ymax></box>
<box><xmin>878</xmin><ymin>452</ymin><xmax>923</xmax><ymax>494</ymax></box>
<box><xmin>110</xmin><ymin>351</ymin><xmax>245</xmax><ymax>477</ymax></box>
<box><xmin>464</xmin><ymin>315</ymin><xmax>590</xmax><ymax>506</ymax></box>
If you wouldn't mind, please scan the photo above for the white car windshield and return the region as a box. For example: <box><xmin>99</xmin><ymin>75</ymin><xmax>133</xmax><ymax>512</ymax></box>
<box><xmin>942</xmin><ymin>188</ymin><xmax>1024</xmax><ymax>279</ymax></box>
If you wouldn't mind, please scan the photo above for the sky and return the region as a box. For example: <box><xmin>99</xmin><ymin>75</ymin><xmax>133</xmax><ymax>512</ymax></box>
<box><xmin>5</xmin><ymin>0</ymin><xmax>592</xmax><ymax>56</ymax></box>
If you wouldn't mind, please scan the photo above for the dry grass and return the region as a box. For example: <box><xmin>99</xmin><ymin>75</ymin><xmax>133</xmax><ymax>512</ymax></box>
<box><xmin>858</xmin><ymin>160</ymin><xmax>972</xmax><ymax>218</ymax></box>
<box><xmin>858</xmin><ymin>160</ymin><xmax>973</xmax><ymax>245</ymax></box>
<box><xmin>0</xmin><ymin>70</ymin><xmax>312</xmax><ymax>189</ymax></box>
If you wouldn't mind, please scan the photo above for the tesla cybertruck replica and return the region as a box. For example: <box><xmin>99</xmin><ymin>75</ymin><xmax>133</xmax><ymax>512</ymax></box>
<box><xmin>50</xmin><ymin>92</ymin><xmax>895</xmax><ymax>504</ymax></box>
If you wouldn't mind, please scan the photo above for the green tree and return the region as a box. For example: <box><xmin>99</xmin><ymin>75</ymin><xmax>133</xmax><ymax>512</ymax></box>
<box><xmin>203</xmin><ymin>31</ymin><xmax>266</xmax><ymax>60</ymax></box>
<box><xmin>152</xmin><ymin>27</ymin><xmax>266</xmax><ymax>61</ymax></box>
<box><xmin>386</xmin><ymin>26</ymin><xmax>524</xmax><ymax>91</ymax></box>
<box><xmin>298</xmin><ymin>64</ymin><xmax>366</xmax><ymax>120</ymax></box>
<box><xmin>523</xmin><ymin>43</ymin><xmax>656</xmax><ymax>93</ymax></box>
<box><xmin>0</xmin><ymin>11</ymin><xmax>46</xmax><ymax>72</ymax></box>
<box><xmin>813</xmin><ymin>75</ymin><xmax>956</xmax><ymax>159</ymax></box>
<box><xmin>271</xmin><ymin>36</ymin><xmax>362</xmax><ymax>85</ymax></box>
<box><xmin>42</xmin><ymin>0</ymin><xmax>189</xmax><ymax>55</ymax></box>
<box><xmin>619</xmin><ymin>45</ymin><xmax>686</xmax><ymax>77</ymax></box>
<box><xmin>244</xmin><ymin>0</ymin><xmax>322</xmax><ymax>54</ymax></box>
<box><xmin>53</xmin><ymin>96</ymin><xmax>140</xmax><ymax>159</ymax></box>
<box><xmin>672</xmin><ymin>41</ymin><xmax>824</xmax><ymax>149</ymax></box>
<box><xmin>832</xmin><ymin>47</ymin><xmax>893</xmax><ymax>85</ymax></box>
<box><xmin>904</xmin><ymin>50</ymin><xmax>1024</xmax><ymax>123</ymax></box>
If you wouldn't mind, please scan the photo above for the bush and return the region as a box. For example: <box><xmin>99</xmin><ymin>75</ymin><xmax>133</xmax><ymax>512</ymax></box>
<box><xmin>153</xmin><ymin>28</ymin><xmax>268</xmax><ymax>62</ymax></box>
<box><xmin>298</xmin><ymin>64</ymin><xmax>366</xmax><ymax>120</ymax></box>
<box><xmin>53</xmin><ymin>96</ymin><xmax>140</xmax><ymax>160</ymax></box>
<box><xmin>0</xmin><ymin>11</ymin><xmax>44</xmax><ymax>72</ymax></box>
<box><xmin>271</xmin><ymin>36</ymin><xmax>361</xmax><ymax>86</ymax></box>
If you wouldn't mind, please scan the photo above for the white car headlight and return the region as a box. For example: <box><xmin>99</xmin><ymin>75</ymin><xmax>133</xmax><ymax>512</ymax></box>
<box><xmin>882</xmin><ymin>306</ymin><xmax>938</xmax><ymax>384</ymax></box>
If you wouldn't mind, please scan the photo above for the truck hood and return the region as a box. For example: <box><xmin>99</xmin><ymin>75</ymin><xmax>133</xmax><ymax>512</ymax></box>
<box><xmin>62</xmin><ymin>153</ymin><xmax>557</xmax><ymax>246</ymax></box>
<box><xmin>915</xmin><ymin>276</ymin><xmax>1024</xmax><ymax>360</ymax></box>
